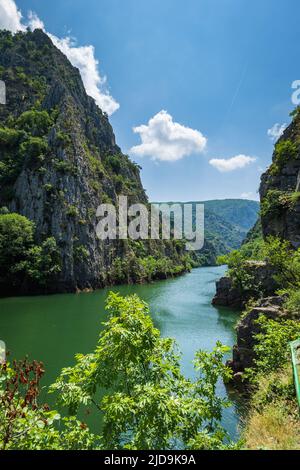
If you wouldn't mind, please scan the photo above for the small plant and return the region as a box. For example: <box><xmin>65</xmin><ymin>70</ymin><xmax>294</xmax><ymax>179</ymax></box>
<box><xmin>66</xmin><ymin>205</ymin><xmax>79</xmax><ymax>218</ymax></box>
<box><xmin>270</xmin><ymin>140</ymin><xmax>298</xmax><ymax>175</ymax></box>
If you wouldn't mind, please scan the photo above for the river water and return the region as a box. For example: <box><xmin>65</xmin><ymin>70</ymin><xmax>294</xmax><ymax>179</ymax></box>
<box><xmin>0</xmin><ymin>265</ymin><xmax>242</xmax><ymax>439</ymax></box>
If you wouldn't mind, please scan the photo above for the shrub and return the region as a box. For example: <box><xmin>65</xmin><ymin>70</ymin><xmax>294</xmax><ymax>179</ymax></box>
<box><xmin>66</xmin><ymin>205</ymin><xmax>79</xmax><ymax>218</ymax></box>
<box><xmin>0</xmin><ymin>213</ymin><xmax>34</xmax><ymax>267</ymax></box>
<box><xmin>270</xmin><ymin>140</ymin><xmax>298</xmax><ymax>175</ymax></box>
<box><xmin>17</xmin><ymin>237</ymin><xmax>62</xmax><ymax>286</ymax></box>
<box><xmin>261</xmin><ymin>190</ymin><xmax>286</xmax><ymax>218</ymax></box>
<box><xmin>20</xmin><ymin>136</ymin><xmax>48</xmax><ymax>161</ymax></box>
<box><xmin>0</xmin><ymin>213</ymin><xmax>62</xmax><ymax>290</ymax></box>
<box><xmin>74</xmin><ymin>245</ymin><xmax>89</xmax><ymax>262</ymax></box>
<box><xmin>247</xmin><ymin>315</ymin><xmax>300</xmax><ymax>377</ymax></box>
<box><xmin>105</xmin><ymin>154</ymin><xmax>121</xmax><ymax>173</ymax></box>
<box><xmin>0</xmin><ymin>127</ymin><xmax>25</xmax><ymax>147</ymax></box>
<box><xmin>283</xmin><ymin>289</ymin><xmax>300</xmax><ymax>318</ymax></box>
<box><xmin>16</xmin><ymin>110</ymin><xmax>52</xmax><ymax>136</ymax></box>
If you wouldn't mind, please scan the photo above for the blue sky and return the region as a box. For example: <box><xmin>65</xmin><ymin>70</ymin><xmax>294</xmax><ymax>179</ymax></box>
<box><xmin>5</xmin><ymin>0</ymin><xmax>300</xmax><ymax>201</ymax></box>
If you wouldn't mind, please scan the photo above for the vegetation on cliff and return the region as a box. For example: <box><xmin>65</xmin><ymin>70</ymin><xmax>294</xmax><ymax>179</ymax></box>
<box><xmin>0</xmin><ymin>29</ymin><xmax>190</xmax><ymax>294</ymax></box>
<box><xmin>214</xmin><ymin>106</ymin><xmax>300</xmax><ymax>449</ymax></box>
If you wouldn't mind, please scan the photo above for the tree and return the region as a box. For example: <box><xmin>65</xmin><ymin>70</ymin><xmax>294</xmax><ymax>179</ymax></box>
<box><xmin>0</xmin><ymin>213</ymin><xmax>34</xmax><ymax>286</ymax></box>
<box><xmin>0</xmin><ymin>213</ymin><xmax>62</xmax><ymax>290</ymax></box>
<box><xmin>263</xmin><ymin>237</ymin><xmax>300</xmax><ymax>290</ymax></box>
<box><xmin>50</xmin><ymin>292</ymin><xmax>235</xmax><ymax>450</ymax></box>
<box><xmin>0</xmin><ymin>359</ymin><xmax>100</xmax><ymax>450</ymax></box>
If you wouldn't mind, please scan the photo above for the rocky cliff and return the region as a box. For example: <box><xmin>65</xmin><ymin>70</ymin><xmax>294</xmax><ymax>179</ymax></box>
<box><xmin>260</xmin><ymin>109</ymin><xmax>300</xmax><ymax>247</ymax></box>
<box><xmin>0</xmin><ymin>29</ymin><xmax>188</xmax><ymax>294</ymax></box>
<box><xmin>213</xmin><ymin>108</ymin><xmax>300</xmax><ymax>378</ymax></box>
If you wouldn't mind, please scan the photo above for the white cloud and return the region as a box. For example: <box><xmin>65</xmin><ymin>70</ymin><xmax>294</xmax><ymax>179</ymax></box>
<box><xmin>49</xmin><ymin>35</ymin><xmax>119</xmax><ymax>115</ymax></box>
<box><xmin>267</xmin><ymin>123</ymin><xmax>287</xmax><ymax>141</ymax></box>
<box><xmin>0</xmin><ymin>0</ymin><xmax>119</xmax><ymax>115</ymax></box>
<box><xmin>0</xmin><ymin>0</ymin><xmax>25</xmax><ymax>32</ymax></box>
<box><xmin>209</xmin><ymin>155</ymin><xmax>256</xmax><ymax>172</ymax></box>
<box><xmin>130</xmin><ymin>110</ymin><xmax>207</xmax><ymax>162</ymax></box>
<box><xmin>27</xmin><ymin>10</ymin><xmax>45</xmax><ymax>31</ymax></box>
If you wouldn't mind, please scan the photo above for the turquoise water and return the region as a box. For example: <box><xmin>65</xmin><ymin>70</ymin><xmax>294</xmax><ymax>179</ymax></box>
<box><xmin>0</xmin><ymin>265</ymin><xmax>242</xmax><ymax>439</ymax></box>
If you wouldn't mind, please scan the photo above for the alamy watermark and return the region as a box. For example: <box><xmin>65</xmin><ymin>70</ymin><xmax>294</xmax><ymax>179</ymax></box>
<box><xmin>292</xmin><ymin>80</ymin><xmax>300</xmax><ymax>105</ymax></box>
<box><xmin>0</xmin><ymin>340</ymin><xmax>6</xmax><ymax>364</ymax></box>
<box><xmin>0</xmin><ymin>80</ymin><xmax>6</xmax><ymax>105</ymax></box>
<box><xmin>96</xmin><ymin>197</ymin><xmax>204</xmax><ymax>251</ymax></box>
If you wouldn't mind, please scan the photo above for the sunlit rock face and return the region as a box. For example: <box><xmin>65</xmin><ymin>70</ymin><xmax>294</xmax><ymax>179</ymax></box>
<box><xmin>0</xmin><ymin>29</ymin><xmax>186</xmax><ymax>293</ymax></box>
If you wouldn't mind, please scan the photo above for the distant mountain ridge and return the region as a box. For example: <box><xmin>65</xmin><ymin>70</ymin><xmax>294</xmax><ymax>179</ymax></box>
<box><xmin>155</xmin><ymin>199</ymin><xmax>260</xmax><ymax>265</ymax></box>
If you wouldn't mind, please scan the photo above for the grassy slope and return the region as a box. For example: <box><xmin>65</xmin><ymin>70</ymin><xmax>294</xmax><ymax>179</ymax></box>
<box><xmin>243</xmin><ymin>366</ymin><xmax>300</xmax><ymax>450</ymax></box>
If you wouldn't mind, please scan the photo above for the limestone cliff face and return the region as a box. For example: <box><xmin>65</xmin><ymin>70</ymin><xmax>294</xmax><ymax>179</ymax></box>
<box><xmin>227</xmin><ymin>296</ymin><xmax>287</xmax><ymax>384</ymax></box>
<box><xmin>0</xmin><ymin>29</ymin><xmax>187</xmax><ymax>293</ymax></box>
<box><xmin>260</xmin><ymin>110</ymin><xmax>300</xmax><ymax>247</ymax></box>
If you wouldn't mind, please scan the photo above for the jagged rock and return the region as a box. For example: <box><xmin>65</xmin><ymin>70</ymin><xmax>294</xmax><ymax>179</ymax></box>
<box><xmin>212</xmin><ymin>276</ymin><xmax>243</xmax><ymax>308</ymax></box>
<box><xmin>229</xmin><ymin>296</ymin><xmax>286</xmax><ymax>374</ymax></box>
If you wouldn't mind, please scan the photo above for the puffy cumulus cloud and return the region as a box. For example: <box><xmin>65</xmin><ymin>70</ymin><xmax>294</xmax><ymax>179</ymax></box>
<box><xmin>267</xmin><ymin>123</ymin><xmax>287</xmax><ymax>142</ymax></box>
<box><xmin>0</xmin><ymin>0</ymin><xmax>119</xmax><ymax>115</ymax></box>
<box><xmin>209</xmin><ymin>155</ymin><xmax>256</xmax><ymax>172</ymax></box>
<box><xmin>130</xmin><ymin>110</ymin><xmax>207</xmax><ymax>162</ymax></box>
<box><xmin>0</xmin><ymin>0</ymin><xmax>25</xmax><ymax>32</ymax></box>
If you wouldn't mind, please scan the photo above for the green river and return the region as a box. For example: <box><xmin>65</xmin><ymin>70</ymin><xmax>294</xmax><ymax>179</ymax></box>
<box><xmin>0</xmin><ymin>265</ymin><xmax>243</xmax><ymax>439</ymax></box>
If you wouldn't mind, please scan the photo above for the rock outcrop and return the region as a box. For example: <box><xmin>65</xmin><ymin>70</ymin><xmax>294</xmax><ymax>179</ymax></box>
<box><xmin>227</xmin><ymin>296</ymin><xmax>286</xmax><ymax>380</ymax></box>
<box><xmin>212</xmin><ymin>261</ymin><xmax>278</xmax><ymax>309</ymax></box>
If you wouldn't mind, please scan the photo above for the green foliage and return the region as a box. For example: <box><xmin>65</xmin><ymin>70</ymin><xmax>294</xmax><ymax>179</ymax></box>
<box><xmin>74</xmin><ymin>245</ymin><xmax>89</xmax><ymax>262</ymax></box>
<box><xmin>261</xmin><ymin>190</ymin><xmax>285</xmax><ymax>218</ymax></box>
<box><xmin>270</xmin><ymin>140</ymin><xmax>298</xmax><ymax>175</ymax></box>
<box><xmin>55</xmin><ymin>131</ymin><xmax>71</xmax><ymax>148</ymax></box>
<box><xmin>66</xmin><ymin>205</ymin><xmax>79</xmax><ymax>218</ymax></box>
<box><xmin>263</xmin><ymin>236</ymin><xmax>300</xmax><ymax>290</ymax></box>
<box><xmin>261</xmin><ymin>190</ymin><xmax>300</xmax><ymax>219</ymax></box>
<box><xmin>246</xmin><ymin>315</ymin><xmax>300</xmax><ymax>381</ymax></box>
<box><xmin>217</xmin><ymin>250</ymin><xmax>259</xmax><ymax>294</ymax></box>
<box><xmin>15</xmin><ymin>237</ymin><xmax>62</xmax><ymax>286</ymax></box>
<box><xmin>203</xmin><ymin>199</ymin><xmax>260</xmax><ymax>231</ymax></box>
<box><xmin>0</xmin><ymin>128</ymin><xmax>27</xmax><ymax>184</ymax></box>
<box><xmin>0</xmin><ymin>213</ymin><xmax>34</xmax><ymax>268</ymax></box>
<box><xmin>16</xmin><ymin>110</ymin><xmax>52</xmax><ymax>137</ymax></box>
<box><xmin>0</xmin><ymin>213</ymin><xmax>61</xmax><ymax>290</ymax></box>
<box><xmin>254</xmin><ymin>316</ymin><xmax>300</xmax><ymax>373</ymax></box>
<box><xmin>105</xmin><ymin>154</ymin><xmax>122</xmax><ymax>173</ymax></box>
<box><xmin>108</xmin><ymin>254</ymin><xmax>188</xmax><ymax>285</ymax></box>
<box><xmin>87</xmin><ymin>152</ymin><xmax>105</xmax><ymax>178</ymax></box>
<box><xmin>284</xmin><ymin>289</ymin><xmax>300</xmax><ymax>317</ymax></box>
<box><xmin>50</xmin><ymin>292</ymin><xmax>234</xmax><ymax>450</ymax></box>
<box><xmin>220</xmin><ymin>236</ymin><xmax>300</xmax><ymax>301</ymax></box>
<box><xmin>53</xmin><ymin>159</ymin><xmax>77</xmax><ymax>175</ymax></box>
<box><xmin>0</xmin><ymin>127</ymin><xmax>25</xmax><ymax>147</ymax></box>
<box><xmin>0</xmin><ymin>359</ymin><xmax>100</xmax><ymax>450</ymax></box>
<box><xmin>20</xmin><ymin>136</ymin><xmax>48</xmax><ymax>162</ymax></box>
